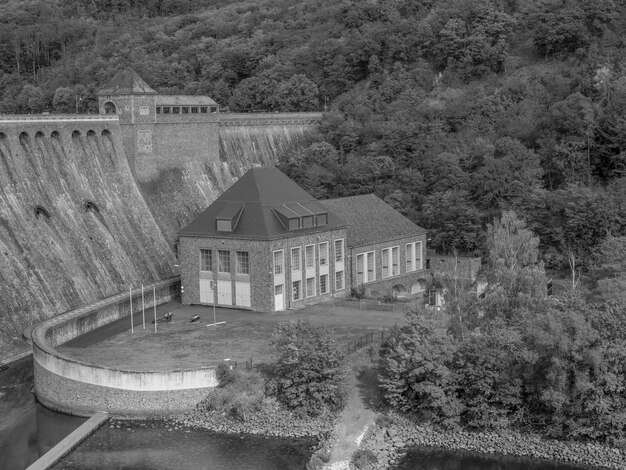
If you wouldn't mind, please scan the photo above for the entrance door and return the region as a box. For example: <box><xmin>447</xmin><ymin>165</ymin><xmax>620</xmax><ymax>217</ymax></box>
<box><xmin>199</xmin><ymin>279</ymin><xmax>214</xmax><ymax>304</ymax></box>
<box><xmin>274</xmin><ymin>284</ymin><xmax>284</xmax><ymax>311</ymax></box>
<box><xmin>235</xmin><ymin>281</ymin><xmax>251</xmax><ymax>308</ymax></box>
<box><xmin>217</xmin><ymin>279</ymin><xmax>232</xmax><ymax>305</ymax></box>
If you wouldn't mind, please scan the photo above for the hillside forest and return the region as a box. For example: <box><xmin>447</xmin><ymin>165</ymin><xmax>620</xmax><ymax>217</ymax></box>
<box><xmin>2</xmin><ymin>0</ymin><xmax>626</xmax><ymax>445</ymax></box>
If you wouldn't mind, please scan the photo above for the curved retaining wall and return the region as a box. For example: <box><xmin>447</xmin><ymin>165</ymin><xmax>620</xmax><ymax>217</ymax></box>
<box><xmin>32</xmin><ymin>277</ymin><xmax>217</xmax><ymax>418</ymax></box>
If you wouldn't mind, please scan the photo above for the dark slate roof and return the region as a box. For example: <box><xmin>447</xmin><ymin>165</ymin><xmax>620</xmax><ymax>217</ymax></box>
<box><xmin>320</xmin><ymin>194</ymin><xmax>426</xmax><ymax>248</ymax></box>
<box><xmin>97</xmin><ymin>69</ymin><xmax>158</xmax><ymax>96</ymax></box>
<box><xmin>179</xmin><ymin>167</ymin><xmax>346</xmax><ymax>240</ymax></box>
<box><xmin>156</xmin><ymin>95</ymin><xmax>218</xmax><ymax>106</ymax></box>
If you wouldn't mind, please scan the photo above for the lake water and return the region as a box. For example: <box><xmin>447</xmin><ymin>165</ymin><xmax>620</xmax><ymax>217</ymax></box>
<box><xmin>52</xmin><ymin>421</ymin><xmax>313</xmax><ymax>470</ymax></box>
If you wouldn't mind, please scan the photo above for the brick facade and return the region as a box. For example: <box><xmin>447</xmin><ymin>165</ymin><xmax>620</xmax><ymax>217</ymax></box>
<box><xmin>349</xmin><ymin>233</ymin><xmax>429</xmax><ymax>299</ymax></box>
<box><xmin>180</xmin><ymin>227</ymin><xmax>348</xmax><ymax>312</ymax></box>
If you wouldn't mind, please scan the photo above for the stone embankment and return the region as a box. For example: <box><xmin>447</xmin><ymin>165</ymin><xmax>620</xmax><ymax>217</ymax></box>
<box><xmin>361</xmin><ymin>414</ymin><xmax>626</xmax><ymax>470</ymax></box>
<box><xmin>176</xmin><ymin>399</ymin><xmax>335</xmax><ymax>440</ymax></box>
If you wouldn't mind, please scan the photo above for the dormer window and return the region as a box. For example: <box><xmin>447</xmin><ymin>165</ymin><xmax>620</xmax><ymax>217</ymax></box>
<box><xmin>216</xmin><ymin>203</ymin><xmax>244</xmax><ymax>232</ymax></box>
<box><xmin>273</xmin><ymin>202</ymin><xmax>329</xmax><ymax>231</ymax></box>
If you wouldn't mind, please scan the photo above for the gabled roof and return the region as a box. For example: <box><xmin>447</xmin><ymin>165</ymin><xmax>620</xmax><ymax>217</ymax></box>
<box><xmin>156</xmin><ymin>95</ymin><xmax>218</xmax><ymax>106</ymax></box>
<box><xmin>97</xmin><ymin>69</ymin><xmax>158</xmax><ymax>96</ymax></box>
<box><xmin>320</xmin><ymin>194</ymin><xmax>426</xmax><ymax>248</ymax></box>
<box><xmin>179</xmin><ymin>167</ymin><xmax>346</xmax><ymax>240</ymax></box>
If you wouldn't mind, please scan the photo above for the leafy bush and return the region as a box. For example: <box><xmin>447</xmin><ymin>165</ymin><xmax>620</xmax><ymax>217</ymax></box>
<box><xmin>378</xmin><ymin>312</ymin><xmax>462</xmax><ymax>428</ymax></box>
<box><xmin>379</xmin><ymin>291</ymin><xmax>397</xmax><ymax>303</ymax></box>
<box><xmin>350</xmin><ymin>449</ymin><xmax>378</xmax><ymax>470</ymax></box>
<box><xmin>267</xmin><ymin>320</ymin><xmax>346</xmax><ymax>416</ymax></box>
<box><xmin>350</xmin><ymin>285</ymin><xmax>365</xmax><ymax>299</ymax></box>
<box><xmin>199</xmin><ymin>370</ymin><xmax>265</xmax><ymax>422</ymax></box>
<box><xmin>216</xmin><ymin>362</ymin><xmax>237</xmax><ymax>387</ymax></box>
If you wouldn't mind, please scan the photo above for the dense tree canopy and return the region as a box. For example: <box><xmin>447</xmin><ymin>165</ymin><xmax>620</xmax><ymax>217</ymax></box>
<box><xmin>0</xmin><ymin>0</ymin><xmax>625</xmax><ymax>274</ymax></box>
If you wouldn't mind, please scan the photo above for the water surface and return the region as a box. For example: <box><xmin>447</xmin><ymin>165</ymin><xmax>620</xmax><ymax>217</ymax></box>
<box><xmin>53</xmin><ymin>420</ymin><xmax>313</xmax><ymax>470</ymax></box>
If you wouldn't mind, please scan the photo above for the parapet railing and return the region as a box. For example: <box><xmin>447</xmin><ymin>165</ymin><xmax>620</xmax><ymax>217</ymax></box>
<box><xmin>0</xmin><ymin>114</ymin><xmax>118</xmax><ymax>122</ymax></box>
<box><xmin>219</xmin><ymin>112</ymin><xmax>323</xmax><ymax>126</ymax></box>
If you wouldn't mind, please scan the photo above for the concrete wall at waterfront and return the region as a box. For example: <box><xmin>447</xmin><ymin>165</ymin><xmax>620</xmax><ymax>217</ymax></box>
<box><xmin>32</xmin><ymin>277</ymin><xmax>217</xmax><ymax>418</ymax></box>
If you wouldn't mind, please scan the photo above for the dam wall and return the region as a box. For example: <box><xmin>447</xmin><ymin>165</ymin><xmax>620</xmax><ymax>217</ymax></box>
<box><xmin>0</xmin><ymin>115</ymin><xmax>176</xmax><ymax>357</ymax></box>
<box><xmin>32</xmin><ymin>277</ymin><xmax>217</xmax><ymax>418</ymax></box>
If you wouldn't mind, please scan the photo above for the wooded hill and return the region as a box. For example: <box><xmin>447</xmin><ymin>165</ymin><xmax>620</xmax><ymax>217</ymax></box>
<box><xmin>1</xmin><ymin>0</ymin><xmax>625</xmax><ymax>274</ymax></box>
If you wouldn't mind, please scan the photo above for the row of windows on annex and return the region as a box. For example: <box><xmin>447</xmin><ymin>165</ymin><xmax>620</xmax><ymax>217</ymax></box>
<box><xmin>198</xmin><ymin>249</ymin><xmax>251</xmax><ymax>308</ymax></box>
<box><xmin>156</xmin><ymin>106</ymin><xmax>218</xmax><ymax>114</ymax></box>
<box><xmin>272</xmin><ymin>239</ymin><xmax>345</xmax><ymax>304</ymax></box>
<box><xmin>355</xmin><ymin>241</ymin><xmax>423</xmax><ymax>285</ymax></box>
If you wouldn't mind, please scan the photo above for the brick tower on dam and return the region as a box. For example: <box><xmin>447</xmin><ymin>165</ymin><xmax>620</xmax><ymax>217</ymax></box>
<box><xmin>96</xmin><ymin>69</ymin><xmax>322</xmax><ymax>183</ymax></box>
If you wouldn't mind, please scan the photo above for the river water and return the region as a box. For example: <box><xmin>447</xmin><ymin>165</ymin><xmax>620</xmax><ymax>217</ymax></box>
<box><xmin>1</xmin><ymin>357</ymin><xmax>600</xmax><ymax>470</ymax></box>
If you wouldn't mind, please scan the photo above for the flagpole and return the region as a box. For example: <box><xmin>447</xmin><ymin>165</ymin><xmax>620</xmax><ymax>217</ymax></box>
<box><xmin>130</xmin><ymin>287</ymin><xmax>134</xmax><ymax>335</ymax></box>
<box><xmin>153</xmin><ymin>285</ymin><xmax>157</xmax><ymax>333</ymax></box>
<box><xmin>141</xmin><ymin>284</ymin><xmax>145</xmax><ymax>330</ymax></box>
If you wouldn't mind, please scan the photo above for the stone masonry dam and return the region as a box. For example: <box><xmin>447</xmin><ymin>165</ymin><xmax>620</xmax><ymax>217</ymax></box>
<box><xmin>0</xmin><ymin>112</ymin><xmax>321</xmax><ymax>357</ymax></box>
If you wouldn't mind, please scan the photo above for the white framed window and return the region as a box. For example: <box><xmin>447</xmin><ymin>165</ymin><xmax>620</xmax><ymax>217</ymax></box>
<box><xmin>356</xmin><ymin>254</ymin><xmax>364</xmax><ymax>285</ymax></box>
<box><xmin>406</xmin><ymin>242</ymin><xmax>423</xmax><ymax>272</ymax></box>
<box><xmin>392</xmin><ymin>246</ymin><xmax>399</xmax><ymax>276</ymax></box>
<box><xmin>320</xmin><ymin>274</ymin><xmax>329</xmax><ymax>294</ymax></box>
<box><xmin>273</xmin><ymin>250</ymin><xmax>284</xmax><ymax>275</ymax></box>
<box><xmin>218</xmin><ymin>250</ymin><xmax>230</xmax><ymax>273</ymax></box>
<box><xmin>293</xmin><ymin>280</ymin><xmax>302</xmax><ymax>301</ymax></box>
<box><xmin>319</xmin><ymin>242</ymin><xmax>328</xmax><ymax>266</ymax></box>
<box><xmin>200</xmin><ymin>249</ymin><xmax>212</xmax><ymax>272</ymax></box>
<box><xmin>356</xmin><ymin>251</ymin><xmax>376</xmax><ymax>284</ymax></box>
<box><xmin>306</xmin><ymin>277</ymin><xmax>316</xmax><ymax>297</ymax></box>
<box><xmin>139</xmin><ymin>105</ymin><xmax>150</xmax><ymax>115</ymax></box>
<box><xmin>334</xmin><ymin>239</ymin><xmax>344</xmax><ymax>263</ymax></box>
<box><xmin>335</xmin><ymin>271</ymin><xmax>344</xmax><ymax>291</ymax></box>
<box><xmin>236</xmin><ymin>251</ymin><xmax>249</xmax><ymax>274</ymax></box>
<box><xmin>367</xmin><ymin>251</ymin><xmax>375</xmax><ymax>281</ymax></box>
<box><xmin>415</xmin><ymin>241</ymin><xmax>422</xmax><ymax>270</ymax></box>
<box><xmin>291</xmin><ymin>247</ymin><xmax>301</xmax><ymax>271</ymax></box>
<box><xmin>305</xmin><ymin>244</ymin><xmax>315</xmax><ymax>269</ymax></box>
<box><xmin>382</xmin><ymin>248</ymin><xmax>390</xmax><ymax>278</ymax></box>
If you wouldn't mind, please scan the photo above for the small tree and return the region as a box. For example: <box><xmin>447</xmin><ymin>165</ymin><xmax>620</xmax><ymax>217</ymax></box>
<box><xmin>481</xmin><ymin>211</ymin><xmax>547</xmax><ymax>322</ymax></box>
<box><xmin>267</xmin><ymin>320</ymin><xmax>345</xmax><ymax>416</ymax></box>
<box><xmin>378</xmin><ymin>311</ymin><xmax>462</xmax><ymax>428</ymax></box>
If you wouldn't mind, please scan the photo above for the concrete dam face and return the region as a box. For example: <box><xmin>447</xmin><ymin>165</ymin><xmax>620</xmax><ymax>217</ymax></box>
<box><xmin>0</xmin><ymin>113</ymin><xmax>320</xmax><ymax>357</ymax></box>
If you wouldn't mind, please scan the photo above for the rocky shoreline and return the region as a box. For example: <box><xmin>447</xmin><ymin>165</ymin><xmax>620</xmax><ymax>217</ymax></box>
<box><xmin>361</xmin><ymin>414</ymin><xmax>626</xmax><ymax>470</ymax></box>
<box><xmin>175</xmin><ymin>399</ymin><xmax>336</xmax><ymax>440</ymax></box>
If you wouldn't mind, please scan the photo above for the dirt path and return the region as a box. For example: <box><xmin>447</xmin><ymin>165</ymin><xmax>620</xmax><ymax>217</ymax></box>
<box><xmin>323</xmin><ymin>359</ymin><xmax>380</xmax><ymax>469</ymax></box>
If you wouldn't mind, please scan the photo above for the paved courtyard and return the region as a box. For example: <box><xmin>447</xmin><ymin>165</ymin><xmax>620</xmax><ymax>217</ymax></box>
<box><xmin>58</xmin><ymin>299</ymin><xmax>413</xmax><ymax>371</ymax></box>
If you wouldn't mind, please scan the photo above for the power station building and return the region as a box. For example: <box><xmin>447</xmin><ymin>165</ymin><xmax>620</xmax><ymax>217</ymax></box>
<box><xmin>178</xmin><ymin>167</ymin><xmax>428</xmax><ymax>312</ymax></box>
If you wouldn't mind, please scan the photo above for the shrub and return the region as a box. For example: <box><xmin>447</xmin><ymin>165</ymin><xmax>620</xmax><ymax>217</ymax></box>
<box><xmin>379</xmin><ymin>291</ymin><xmax>397</xmax><ymax>303</ymax></box>
<box><xmin>198</xmin><ymin>369</ymin><xmax>266</xmax><ymax>421</ymax></box>
<box><xmin>374</xmin><ymin>413</ymin><xmax>396</xmax><ymax>428</ymax></box>
<box><xmin>216</xmin><ymin>362</ymin><xmax>237</xmax><ymax>387</ymax></box>
<box><xmin>267</xmin><ymin>320</ymin><xmax>346</xmax><ymax>416</ymax></box>
<box><xmin>378</xmin><ymin>313</ymin><xmax>462</xmax><ymax>428</ymax></box>
<box><xmin>351</xmin><ymin>449</ymin><xmax>378</xmax><ymax>470</ymax></box>
<box><xmin>350</xmin><ymin>285</ymin><xmax>365</xmax><ymax>299</ymax></box>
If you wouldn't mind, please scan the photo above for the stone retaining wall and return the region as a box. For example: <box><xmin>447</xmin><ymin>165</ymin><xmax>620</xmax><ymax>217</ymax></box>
<box><xmin>32</xmin><ymin>277</ymin><xmax>218</xmax><ymax>418</ymax></box>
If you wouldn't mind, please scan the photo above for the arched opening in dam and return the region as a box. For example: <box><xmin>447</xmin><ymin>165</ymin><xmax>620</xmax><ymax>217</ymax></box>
<box><xmin>103</xmin><ymin>101</ymin><xmax>116</xmax><ymax>114</ymax></box>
